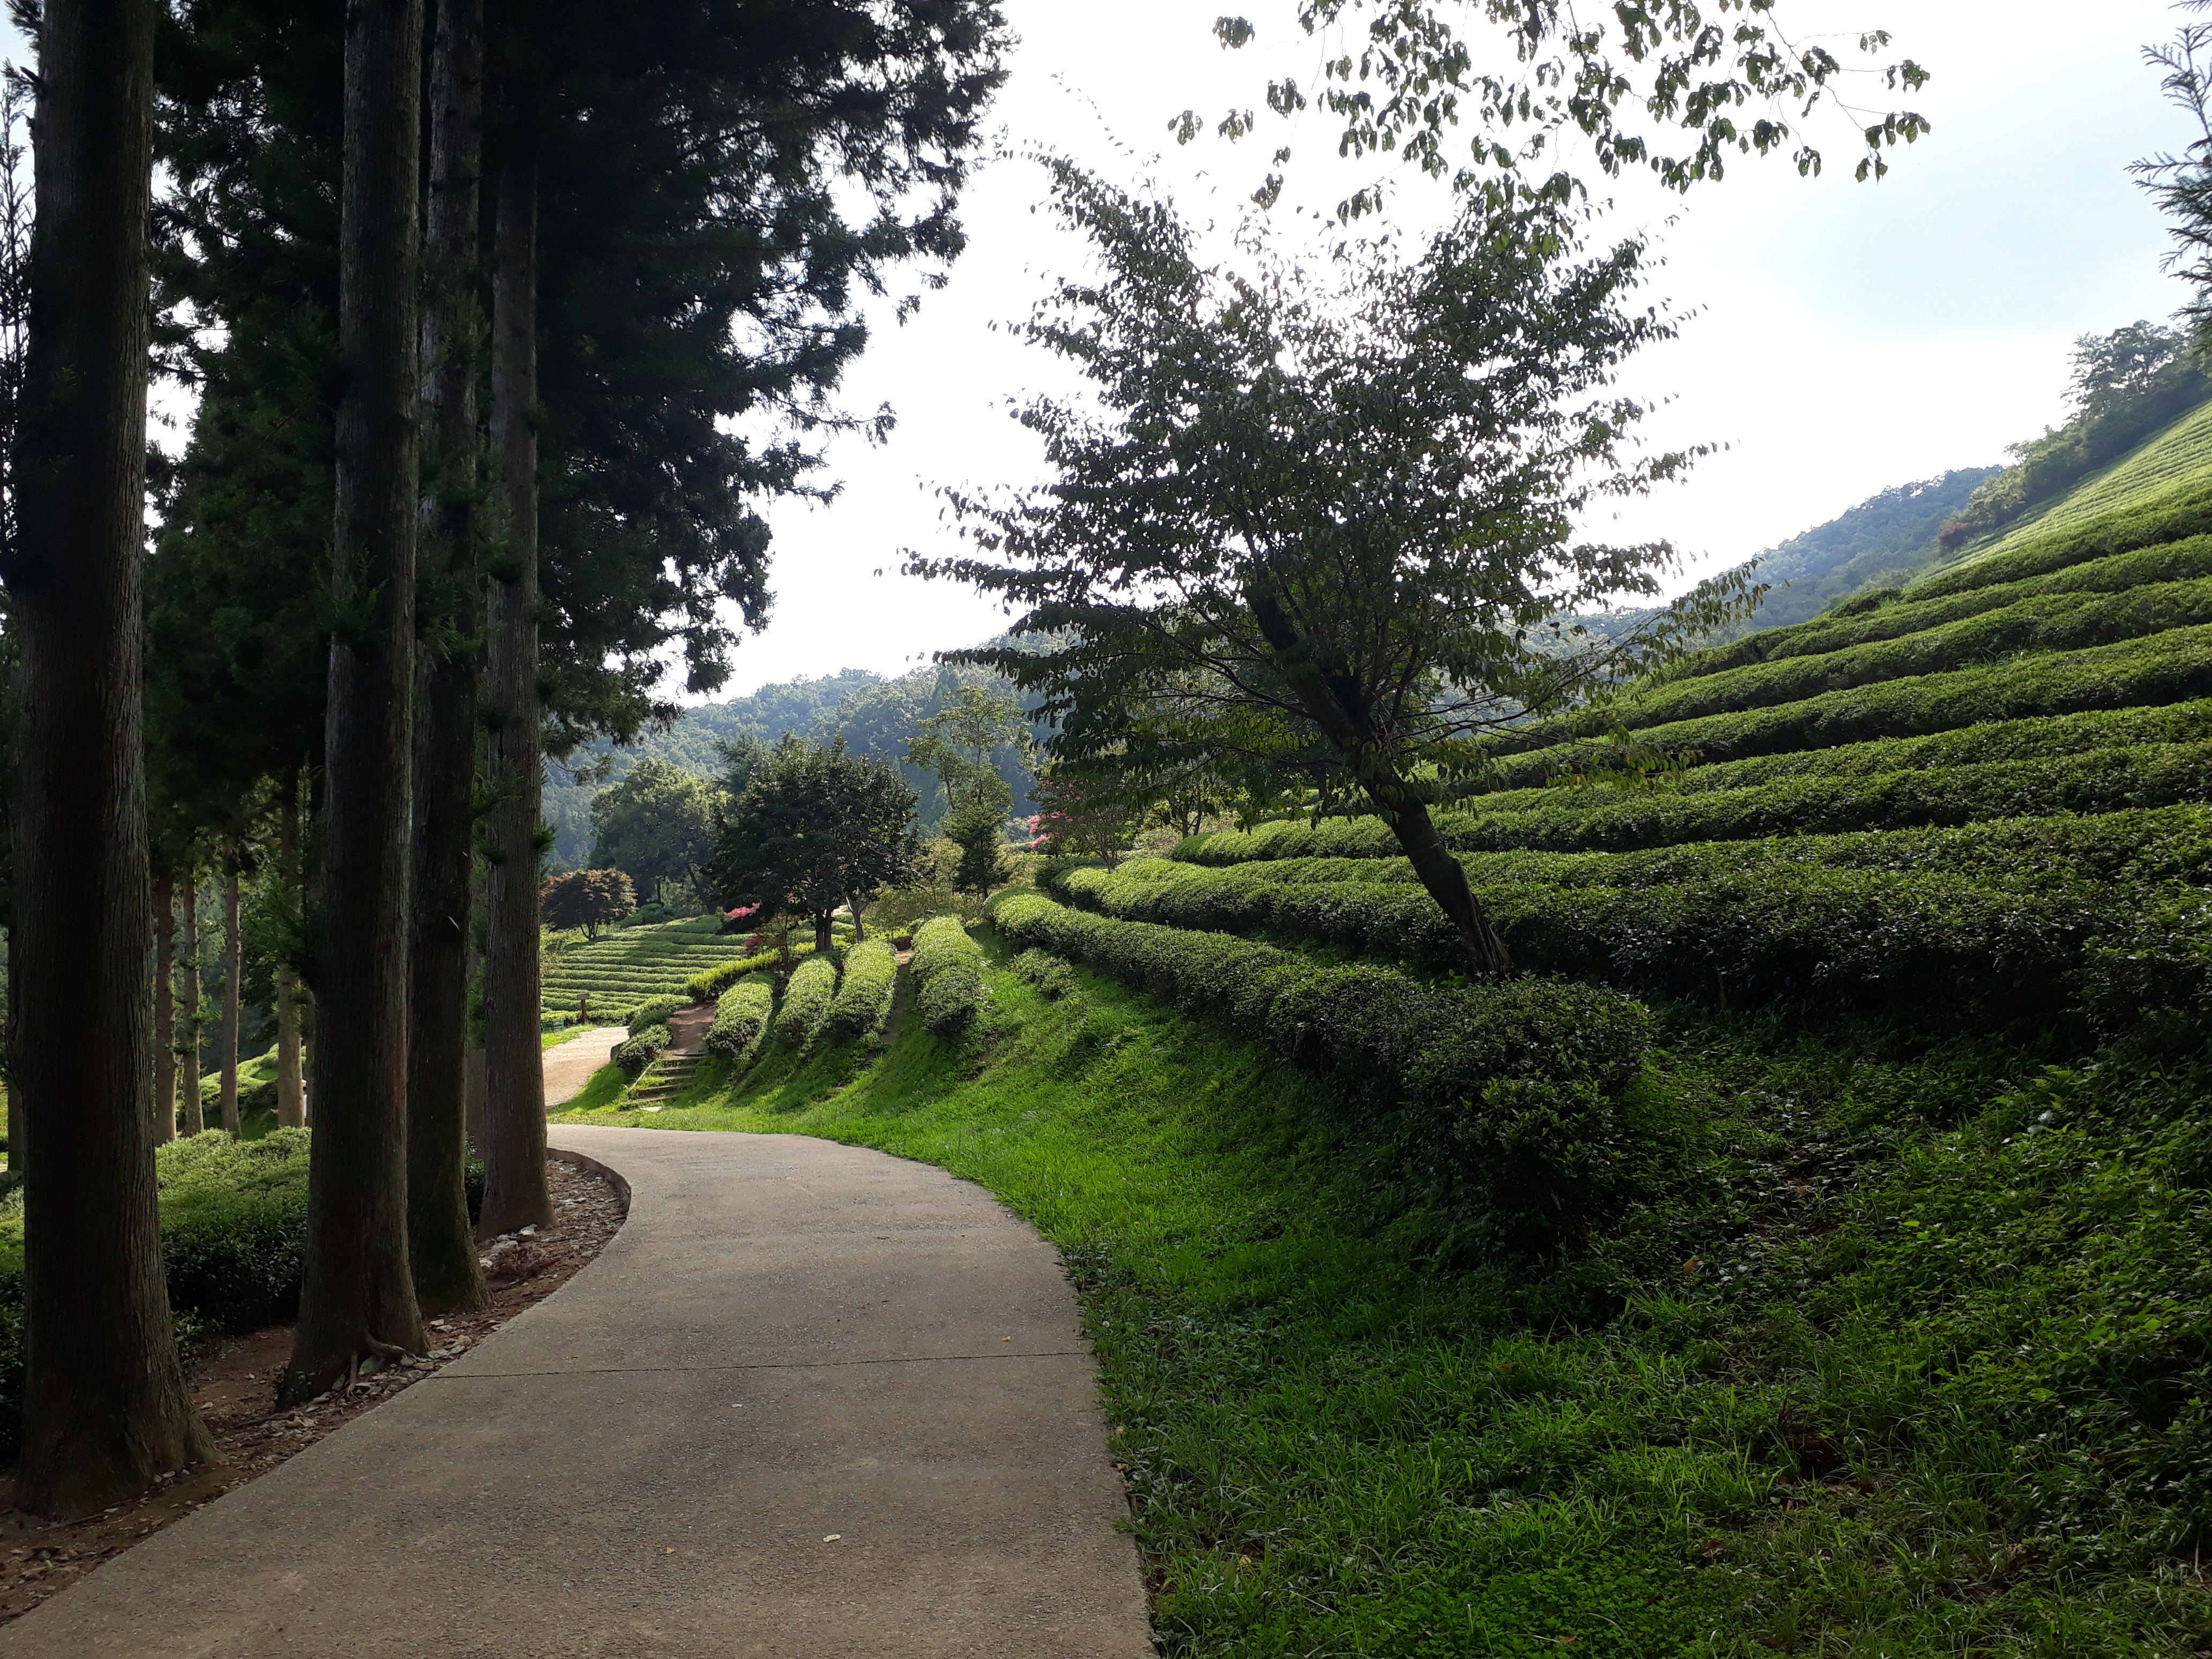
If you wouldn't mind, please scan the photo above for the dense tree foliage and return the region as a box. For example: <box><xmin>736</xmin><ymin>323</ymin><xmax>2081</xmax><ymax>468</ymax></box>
<box><xmin>587</xmin><ymin>758</ymin><xmax>724</xmax><ymax>905</ymax></box>
<box><xmin>924</xmin><ymin>163</ymin><xmax>1752</xmax><ymax>973</ymax></box>
<box><xmin>1939</xmin><ymin>322</ymin><xmax>2212</xmax><ymax>548</ymax></box>
<box><xmin>708</xmin><ymin>736</ymin><xmax>923</xmax><ymax>950</ymax></box>
<box><xmin>540</xmin><ymin>868</ymin><xmax>637</xmax><ymax>940</ymax></box>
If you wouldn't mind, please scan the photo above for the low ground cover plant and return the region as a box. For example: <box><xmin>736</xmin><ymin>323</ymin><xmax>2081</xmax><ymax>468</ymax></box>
<box><xmin>0</xmin><ymin>1129</ymin><xmax>317</xmax><ymax>1459</ymax></box>
<box><xmin>774</xmin><ymin>954</ymin><xmax>841</xmax><ymax>1050</ymax></box>
<box><xmin>910</xmin><ymin>915</ymin><xmax>985</xmax><ymax>1036</ymax></box>
<box><xmin>821</xmin><ymin>938</ymin><xmax>898</xmax><ymax>1041</ymax></box>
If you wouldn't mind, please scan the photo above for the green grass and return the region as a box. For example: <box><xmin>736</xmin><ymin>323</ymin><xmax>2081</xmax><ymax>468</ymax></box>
<box><xmin>554</xmin><ymin>934</ymin><xmax>2212</xmax><ymax>1657</ymax></box>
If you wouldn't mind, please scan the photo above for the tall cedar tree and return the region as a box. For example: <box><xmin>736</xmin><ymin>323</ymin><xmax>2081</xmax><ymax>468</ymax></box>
<box><xmin>477</xmin><ymin>40</ymin><xmax>549</xmax><ymax>1238</ymax></box>
<box><xmin>408</xmin><ymin>0</ymin><xmax>490</xmax><ymax>1313</ymax></box>
<box><xmin>286</xmin><ymin>0</ymin><xmax>429</xmax><ymax>1398</ymax></box>
<box><xmin>924</xmin><ymin>167</ymin><xmax>1758</xmax><ymax>976</ymax></box>
<box><xmin>6</xmin><ymin>0</ymin><xmax>212</xmax><ymax>1515</ymax></box>
<box><xmin>477</xmin><ymin>0</ymin><xmax>1008</xmax><ymax>1225</ymax></box>
<box><xmin>708</xmin><ymin>737</ymin><xmax>923</xmax><ymax>952</ymax></box>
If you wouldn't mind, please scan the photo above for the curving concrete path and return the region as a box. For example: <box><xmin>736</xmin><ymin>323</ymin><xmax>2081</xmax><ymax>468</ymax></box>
<box><xmin>0</xmin><ymin>1125</ymin><xmax>1152</xmax><ymax>1657</ymax></box>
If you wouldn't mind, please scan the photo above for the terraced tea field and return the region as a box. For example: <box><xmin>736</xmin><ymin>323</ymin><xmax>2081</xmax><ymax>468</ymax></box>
<box><xmin>539</xmin><ymin>917</ymin><xmax>758</xmax><ymax>1026</ymax></box>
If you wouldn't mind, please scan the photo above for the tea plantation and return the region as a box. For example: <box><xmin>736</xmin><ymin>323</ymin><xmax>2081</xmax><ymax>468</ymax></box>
<box><xmin>554</xmin><ymin>412</ymin><xmax>2212</xmax><ymax>1657</ymax></box>
<box><xmin>538</xmin><ymin>916</ymin><xmax>765</xmax><ymax>1027</ymax></box>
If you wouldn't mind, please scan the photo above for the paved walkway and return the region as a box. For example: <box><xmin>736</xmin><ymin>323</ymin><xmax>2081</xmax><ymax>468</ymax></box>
<box><xmin>545</xmin><ymin>1025</ymin><xmax>631</xmax><ymax>1107</ymax></box>
<box><xmin>1</xmin><ymin>1125</ymin><xmax>1151</xmax><ymax>1657</ymax></box>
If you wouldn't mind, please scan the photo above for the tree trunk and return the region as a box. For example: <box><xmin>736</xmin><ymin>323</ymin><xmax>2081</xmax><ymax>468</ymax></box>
<box><xmin>8</xmin><ymin>0</ymin><xmax>211</xmax><ymax>1517</ymax></box>
<box><xmin>408</xmin><ymin>0</ymin><xmax>488</xmax><ymax>1313</ymax></box>
<box><xmin>275</xmin><ymin>779</ymin><xmax>304</xmax><ymax>1129</ymax></box>
<box><xmin>1374</xmin><ymin>799</ymin><xmax>1514</xmax><ymax>978</ymax></box>
<box><xmin>218</xmin><ymin>864</ymin><xmax>241</xmax><ymax>1134</ymax></box>
<box><xmin>152</xmin><ymin>872</ymin><xmax>175</xmax><ymax>1144</ymax></box>
<box><xmin>1246</xmin><ymin>589</ymin><xmax>1514</xmax><ymax>978</ymax></box>
<box><xmin>286</xmin><ymin>0</ymin><xmax>429</xmax><ymax>1401</ymax></box>
<box><xmin>177</xmin><ymin>875</ymin><xmax>203</xmax><ymax>1135</ymax></box>
<box><xmin>476</xmin><ymin>113</ymin><xmax>549</xmax><ymax>1239</ymax></box>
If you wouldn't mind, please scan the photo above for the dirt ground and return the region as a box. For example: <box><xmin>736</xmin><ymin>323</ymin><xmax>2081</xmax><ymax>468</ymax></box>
<box><xmin>0</xmin><ymin>1154</ymin><xmax>626</xmax><ymax>1626</ymax></box>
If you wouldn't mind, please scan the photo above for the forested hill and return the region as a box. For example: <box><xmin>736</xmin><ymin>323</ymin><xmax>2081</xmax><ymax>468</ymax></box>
<box><xmin>1714</xmin><ymin>466</ymin><xmax>1999</xmax><ymax>637</ymax></box>
<box><xmin>544</xmin><ymin>660</ymin><xmax>1035</xmax><ymax>869</ymax></box>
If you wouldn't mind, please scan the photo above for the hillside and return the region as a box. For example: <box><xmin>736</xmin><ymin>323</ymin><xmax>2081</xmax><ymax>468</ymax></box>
<box><xmin>1698</xmin><ymin>465</ymin><xmax>1999</xmax><ymax>639</ymax></box>
<box><xmin>544</xmin><ymin>660</ymin><xmax>1041</xmax><ymax>870</ymax></box>
<box><xmin>548</xmin><ymin>393</ymin><xmax>2212</xmax><ymax>1655</ymax></box>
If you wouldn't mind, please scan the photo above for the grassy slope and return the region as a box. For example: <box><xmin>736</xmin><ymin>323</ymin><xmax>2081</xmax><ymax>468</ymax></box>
<box><xmin>555</xmin><ymin>943</ymin><xmax>2211</xmax><ymax>1658</ymax></box>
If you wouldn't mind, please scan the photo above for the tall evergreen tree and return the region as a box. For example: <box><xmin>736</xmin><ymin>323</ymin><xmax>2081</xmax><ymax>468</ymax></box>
<box><xmin>407</xmin><ymin>0</ymin><xmax>489</xmax><ymax>1312</ymax></box>
<box><xmin>6</xmin><ymin>0</ymin><xmax>211</xmax><ymax>1517</ymax></box>
<box><xmin>285</xmin><ymin>0</ymin><xmax>430</xmax><ymax>1398</ymax></box>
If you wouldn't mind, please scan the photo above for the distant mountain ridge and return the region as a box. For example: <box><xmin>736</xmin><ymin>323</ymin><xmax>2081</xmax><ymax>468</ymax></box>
<box><xmin>544</xmin><ymin>660</ymin><xmax>1037</xmax><ymax>870</ymax></box>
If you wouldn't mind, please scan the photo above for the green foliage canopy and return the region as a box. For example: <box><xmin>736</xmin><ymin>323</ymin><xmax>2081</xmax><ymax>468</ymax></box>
<box><xmin>708</xmin><ymin>737</ymin><xmax>924</xmax><ymax>941</ymax></box>
<box><xmin>588</xmin><ymin>757</ymin><xmax>725</xmax><ymax>903</ymax></box>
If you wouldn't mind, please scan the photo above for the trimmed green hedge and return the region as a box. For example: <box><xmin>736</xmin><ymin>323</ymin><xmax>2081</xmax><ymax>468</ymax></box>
<box><xmin>685</xmin><ymin>947</ymin><xmax>798</xmax><ymax>1004</ymax></box>
<box><xmin>611</xmin><ymin>1023</ymin><xmax>672</xmax><ymax>1075</ymax></box>
<box><xmin>911</xmin><ymin>915</ymin><xmax>984</xmax><ymax>1036</ymax></box>
<box><xmin>1531</xmin><ymin>577</ymin><xmax>2212</xmax><ymax>741</ymax></box>
<box><xmin>1479</xmin><ymin>625</ymin><xmax>2212</xmax><ymax>783</ymax></box>
<box><xmin>703</xmin><ymin>974</ymin><xmax>775</xmax><ymax>1065</ymax></box>
<box><xmin>1454</xmin><ymin>742</ymin><xmax>2212</xmax><ymax>855</ymax></box>
<box><xmin>1911</xmin><ymin>478</ymin><xmax>2212</xmax><ymax>600</ymax></box>
<box><xmin>993</xmin><ymin>892</ymin><xmax>1658</xmax><ymax>1236</ymax></box>
<box><xmin>774</xmin><ymin>954</ymin><xmax>840</xmax><ymax>1050</ymax></box>
<box><xmin>1163</xmin><ymin>808</ymin><xmax>2212</xmax><ymax>900</ymax></box>
<box><xmin>1055</xmin><ymin>839</ymin><xmax>2212</xmax><ymax>1036</ymax></box>
<box><xmin>1663</xmin><ymin>537</ymin><xmax>2212</xmax><ymax>684</ymax></box>
<box><xmin>1010</xmin><ymin>947</ymin><xmax>1082</xmax><ymax>1000</ymax></box>
<box><xmin>626</xmin><ymin>995</ymin><xmax>683</xmax><ymax>1035</ymax></box>
<box><xmin>822</xmin><ymin>938</ymin><xmax>899</xmax><ymax>1042</ymax></box>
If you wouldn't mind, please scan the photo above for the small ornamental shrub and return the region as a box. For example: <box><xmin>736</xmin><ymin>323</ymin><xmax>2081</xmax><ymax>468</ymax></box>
<box><xmin>611</xmin><ymin>1023</ymin><xmax>672</xmax><ymax>1076</ymax></box>
<box><xmin>992</xmin><ymin>892</ymin><xmax>1654</xmax><ymax>1238</ymax></box>
<box><xmin>910</xmin><ymin>915</ymin><xmax>984</xmax><ymax>1036</ymax></box>
<box><xmin>1010</xmin><ymin>947</ymin><xmax>1081</xmax><ymax>999</ymax></box>
<box><xmin>626</xmin><ymin>995</ymin><xmax>683</xmax><ymax>1035</ymax></box>
<box><xmin>821</xmin><ymin>938</ymin><xmax>899</xmax><ymax>1041</ymax></box>
<box><xmin>774</xmin><ymin>954</ymin><xmax>840</xmax><ymax>1050</ymax></box>
<box><xmin>703</xmin><ymin>974</ymin><xmax>775</xmax><ymax>1065</ymax></box>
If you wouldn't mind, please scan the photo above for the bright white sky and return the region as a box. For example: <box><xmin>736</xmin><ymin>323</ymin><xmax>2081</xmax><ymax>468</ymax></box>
<box><xmin>722</xmin><ymin>0</ymin><xmax>2207</xmax><ymax>700</ymax></box>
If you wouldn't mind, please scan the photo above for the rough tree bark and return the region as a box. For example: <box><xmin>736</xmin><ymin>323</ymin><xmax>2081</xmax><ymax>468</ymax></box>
<box><xmin>476</xmin><ymin>105</ymin><xmax>551</xmax><ymax>1239</ymax></box>
<box><xmin>275</xmin><ymin>778</ymin><xmax>304</xmax><ymax>1129</ymax></box>
<box><xmin>408</xmin><ymin>0</ymin><xmax>489</xmax><ymax>1312</ymax></box>
<box><xmin>7</xmin><ymin>0</ymin><xmax>211</xmax><ymax>1516</ymax></box>
<box><xmin>152</xmin><ymin>871</ymin><xmax>175</xmax><ymax>1143</ymax></box>
<box><xmin>1247</xmin><ymin>591</ymin><xmax>1515</xmax><ymax>978</ymax></box>
<box><xmin>217</xmin><ymin>864</ymin><xmax>241</xmax><ymax>1134</ymax></box>
<box><xmin>285</xmin><ymin>0</ymin><xmax>429</xmax><ymax>1401</ymax></box>
<box><xmin>177</xmin><ymin>875</ymin><xmax>204</xmax><ymax>1135</ymax></box>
